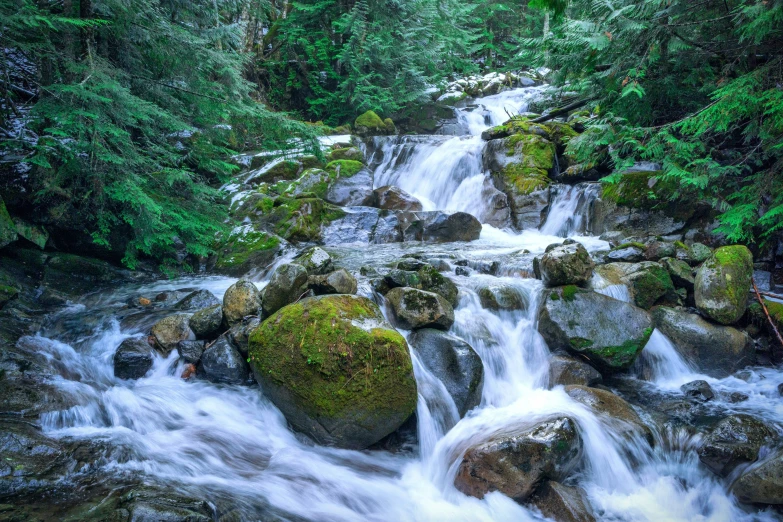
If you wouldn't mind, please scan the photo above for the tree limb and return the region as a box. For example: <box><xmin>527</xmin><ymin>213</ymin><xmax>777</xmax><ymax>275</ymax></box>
<box><xmin>530</xmin><ymin>98</ymin><xmax>593</xmax><ymax>123</ymax></box>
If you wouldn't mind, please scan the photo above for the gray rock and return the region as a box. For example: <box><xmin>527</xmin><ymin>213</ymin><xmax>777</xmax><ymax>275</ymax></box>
<box><xmin>226</xmin><ymin>316</ymin><xmax>260</xmax><ymax>356</ymax></box>
<box><xmin>295</xmin><ymin>246</ymin><xmax>333</xmax><ymax>275</ymax></box>
<box><xmin>150</xmin><ymin>314</ymin><xmax>195</xmax><ymax>354</ymax></box>
<box><xmin>477</xmin><ymin>283</ymin><xmax>527</xmax><ymax>311</ymax></box>
<box><xmin>114</xmin><ymin>338</ymin><xmax>155</xmax><ymax>379</ymax></box>
<box><xmin>189</xmin><ymin>304</ymin><xmax>223</xmax><ymax>339</ymax></box>
<box><xmin>565</xmin><ymin>385</ymin><xmax>653</xmax><ymax>443</ymax></box>
<box><xmin>549</xmin><ymin>354</ymin><xmax>602</xmax><ymax>387</ymax></box>
<box><xmin>660</xmin><ymin>257</ymin><xmax>695</xmax><ymax>290</ymax></box>
<box><xmin>652</xmin><ymin>307</ymin><xmax>754</xmax><ymax>377</ymax></box>
<box><xmin>644</xmin><ymin>241</ymin><xmax>675</xmax><ymax>261</ymax></box>
<box><xmin>698</xmin><ymin>414</ymin><xmax>775</xmax><ymax>476</ymax></box>
<box><xmin>175</xmin><ymin>289</ymin><xmax>220</xmax><ymax>310</ymax></box>
<box><xmin>529</xmin><ymin>481</ymin><xmax>596</xmax><ymax>522</ymax></box>
<box><xmin>413</xmin><ymin>211</ymin><xmax>483</xmax><ymax>242</ymax></box>
<box><xmin>694</xmin><ymin>245</ymin><xmax>753</xmax><ymax>325</ymax></box>
<box><xmin>308</xmin><ymin>269</ymin><xmax>358</xmax><ymax>295</ymax></box>
<box><xmin>372</xmin><ymin>185</ymin><xmax>423</xmax><ymax>211</ymax></box>
<box><xmin>680</xmin><ymin>380</ymin><xmax>714</xmax><ymax>401</ymax></box>
<box><xmin>732</xmin><ymin>450</ymin><xmax>783</xmax><ymax>505</ymax></box>
<box><xmin>417</xmin><ymin>264</ymin><xmax>459</xmax><ymax>307</ymax></box>
<box><xmin>386</xmin><ymin>287</ymin><xmax>455</xmax><ymax>330</ymax></box>
<box><xmin>0</xmin><ymin>196</ymin><xmax>18</xmax><ymax>249</ymax></box>
<box><xmin>222</xmin><ymin>280</ymin><xmax>261</xmax><ymax>326</ymax></box>
<box><xmin>199</xmin><ymin>335</ymin><xmax>249</xmax><ymax>385</ymax></box>
<box><xmin>176</xmin><ymin>340</ymin><xmax>206</xmax><ymax>364</ymax></box>
<box><xmin>537</xmin><ymin>243</ymin><xmax>594</xmax><ymax>287</ymax></box>
<box><xmin>408</xmin><ymin>329</ymin><xmax>483</xmax><ymax>417</ymax></box>
<box><xmin>454</xmin><ymin>417</ymin><xmax>583</xmax><ymax>501</ymax></box>
<box><xmin>607</xmin><ymin>246</ymin><xmax>645</xmax><ymax>262</ymax></box>
<box><xmin>325</xmin><ymin>168</ymin><xmax>374</xmax><ymax>206</ymax></box>
<box><xmin>262</xmin><ymin>263</ymin><xmax>308</xmax><ymax>316</ymax></box>
<box><xmin>478</xmin><ymin>178</ymin><xmax>512</xmax><ymax>228</ymax></box>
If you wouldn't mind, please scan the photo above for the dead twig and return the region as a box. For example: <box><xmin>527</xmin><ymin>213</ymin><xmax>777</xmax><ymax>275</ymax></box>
<box><xmin>752</xmin><ymin>278</ymin><xmax>783</xmax><ymax>348</ymax></box>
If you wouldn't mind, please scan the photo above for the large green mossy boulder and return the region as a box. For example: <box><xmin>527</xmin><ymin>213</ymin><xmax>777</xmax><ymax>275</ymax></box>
<box><xmin>538</xmin><ymin>287</ymin><xmax>652</xmax><ymax>373</ymax></box>
<box><xmin>248</xmin><ymin>294</ymin><xmax>417</xmax><ymax>449</ymax></box>
<box><xmin>0</xmin><ymin>196</ymin><xmax>18</xmax><ymax>249</ymax></box>
<box><xmin>354</xmin><ymin>110</ymin><xmax>396</xmax><ymax>137</ymax></box>
<box><xmin>694</xmin><ymin>245</ymin><xmax>753</xmax><ymax>325</ymax></box>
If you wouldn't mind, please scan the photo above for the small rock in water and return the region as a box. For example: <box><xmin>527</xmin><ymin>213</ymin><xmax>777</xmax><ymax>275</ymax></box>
<box><xmin>175</xmin><ymin>289</ymin><xmax>220</xmax><ymax>310</ymax></box>
<box><xmin>262</xmin><ymin>263</ymin><xmax>308</xmax><ymax>316</ymax></box>
<box><xmin>726</xmin><ymin>391</ymin><xmax>749</xmax><ymax>403</ymax></box>
<box><xmin>455</xmin><ymin>266</ymin><xmax>470</xmax><ymax>277</ymax></box>
<box><xmin>308</xmin><ymin>269</ymin><xmax>358</xmax><ymax>296</ymax></box>
<box><xmin>189</xmin><ymin>304</ymin><xmax>223</xmax><ymax>339</ymax></box>
<box><xmin>114</xmin><ymin>338</ymin><xmax>156</xmax><ymax>380</ymax></box>
<box><xmin>778</xmin><ymin>383</ymin><xmax>783</xmax><ymax>396</ymax></box>
<box><xmin>177</xmin><ymin>340</ymin><xmax>206</xmax><ymax>364</ymax></box>
<box><xmin>732</xmin><ymin>449</ymin><xmax>783</xmax><ymax>505</ymax></box>
<box><xmin>537</xmin><ymin>242</ymin><xmax>594</xmax><ymax>287</ymax></box>
<box><xmin>227</xmin><ymin>316</ymin><xmax>261</xmax><ymax>356</ymax></box>
<box><xmin>200</xmin><ymin>335</ymin><xmax>250</xmax><ymax>385</ymax></box>
<box><xmin>372</xmin><ymin>185</ymin><xmax>423</xmax><ymax>211</ymax></box>
<box><xmin>548</xmin><ymin>354</ymin><xmax>602</xmax><ymax>387</ymax></box>
<box><xmin>697</xmin><ymin>414</ymin><xmax>774</xmax><ymax>476</ymax></box>
<box><xmin>529</xmin><ymin>481</ymin><xmax>596</xmax><ymax>522</ymax></box>
<box><xmin>681</xmin><ymin>380</ymin><xmax>715</xmax><ymax>402</ymax></box>
<box><xmin>150</xmin><ymin>314</ymin><xmax>196</xmax><ymax>354</ymax></box>
<box><xmin>385</xmin><ymin>287</ymin><xmax>455</xmax><ymax>330</ymax></box>
<box><xmin>222</xmin><ymin>279</ymin><xmax>261</xmax><ymax>326</ymax></box>
<box><xmin>295</xmin><ymin>246</ymin><xmax>333</xmax><ymax>275</ymax></box>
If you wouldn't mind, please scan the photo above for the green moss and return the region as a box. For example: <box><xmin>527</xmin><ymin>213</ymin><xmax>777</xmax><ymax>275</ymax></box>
<box><xmin>215</xmin><ymin>229</ymin><xmax>280</xmax><ymax>270</ymax></box>
<box><xmin>763</xmin><ymin>299</ymin><xmax>783</xmax><ymax>331</ymax></box>
<box><xmin>550</xmin><ymin>292</ymin><xmax>560</xmax><ymax>301</ymax></box>
<box><xmin>0</xmin><ymin>284</ymin><xmax>19</xmax><ymax>307</ymax></box>
<box><xmin>483</xmin><ymin>118</ymin><xmax>552</xmax><ymax>141</ymax></box>
<box><xmin>328</xmin><ymin>148</ymin><xmax>363</xmax><ymax>163</ymax></box>
<box><xmin>614</xmin><ymin>242</ymin><xmax>646</xmax><ymax>251</ymax></box>
<box><xmin>501</xmin><ymin>165</ymin><xmax>550</xmax><ymax>195</ymax></box>
<box><xmin>544</xmin><ymin>122</ymin><xmax>579</xmax><ymax>146</ymax></box>
<box><xmin>674</xmin><ymin>240</ymin><xmax>688</xmax><ymax>250</ymax></box>
<box><xmin>569</xmin><ymin>337</ymin><xmax>594</xmax><ymax>350</ymax></box>
<box><xmin>248</xmin><ymin>295</ymin><xmax>417</xmax><ymax>420</ymax></box>
<box><xmin>562</xmin><ymin>285</ymin><xmax>578</xmax><ymax>302</ymax></box>
<box><xmin>355</xmin><ymin>110</ymin><xmax>385</xmax><ymax>130</ymax></box>
<box><xmin>270</xmin><ymin>197</ymin><xmax>345</xmax><ymax>241</ymax></box>
<box><xmin>325</xmin><ymin>160</ymin><xmax>364</xmax><ymax>178</ymax></box>
<box><xmin>589</xmin><ymin>327</ymin><xmax>652</xmax><ymax>370</ymax></box>
<box><xmin>506</xmin><ymin>134</ymin><xmax>555</xmax><ymax>168</ymax></box>
<box><xmin>256</xmin><ymin>160</ymin><xmax>301</xmax><ymax>184</ymax></box>
<box><xmin>629</xmin><ymin>265</ymin><xmax>675</xmax><ymax>309</ymax></box>
<box><xmin>601</xmin><ymin>171</ymin><xmax>688</xmax><ymax>217</ymax></box>
<box><xmin>300</xmin><ymin>155</ymin><xmax>325</xmax><ymax>171</ymax></box>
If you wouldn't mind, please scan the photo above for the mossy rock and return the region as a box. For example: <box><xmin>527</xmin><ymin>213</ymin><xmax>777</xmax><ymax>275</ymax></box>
<box><xmin>0</xmin><ymin>196</ymin><xmax>18</xmax><ymax>249</ymax></box>
<box><xmin>261</xmin><ymin>197</ymin><xmax>346</xmax><ymax>242</ymax></box>
<box><xmin>480</xmin><ymin>118</ymin><xmax>551</xmax><ymax>141</ymax></box>
<box><xmin>327</xmin><ymin>147</ymin><xmax>364</xmax><ymax>163</ymax></box>
<box><xmin>354</xmin><ymin>110</ymin><xmax>396</xmax><ymax>137</ymax></box>
<box><xmin>12</xmin><ymin>218</ymin><xmax>48</xmax><ymax>249</ymax></box>
<box><xmin>544</xmin><ymin>122</ymin><xmax>580</xmax><ymax>147</ymax></box>
<box><xmin>496</xmin><ymin>134</ymin><xmax>556</xmax><ymax>196</ymax></box>
<box><xmin>626</xmin><ymin>262</ymin><xmax>676</xmax><ymax>310</ymax></box>
<box><xmin>601</xmin><ymin>170</ymin><xmax>693</xmax><ymax>220</ymax></box>
<box><xmin>324</xmin><ymin>160</ymin><xmax>364</xmax><ymax>178</ymax></box>
<box><xmin>0</xmin><ymin>284</ymin><xmax>19</xmax><ymax>308</ymax></box>
<box><xmin>252</xmin><ymin>160</ymin><xmax>302</xmax><ymax>184</ymax></box>
<box><xmin>214</xmin><ymin>226</ymin><xmax>284</xmax><ymax>276</ymax></box>
<box><xmin>248</xmin><ymin>294</ymin><xmax>417</xmax><ymax>449</ymax></box>
<box><xmin>694</xmin><ymin>245</ymin><xmax>753</xmax><ymax>325</ymax></box>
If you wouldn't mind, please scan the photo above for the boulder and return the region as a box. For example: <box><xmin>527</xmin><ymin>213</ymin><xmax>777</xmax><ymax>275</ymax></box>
<box><xmin>12</xmin><ymin>217</ymin><xmax>48</xmax><ymax>249</ymax></box>
<box><xmin>308</xmin><ymin>269</ymin><xmax>358</xmax><ymax>296</ymax></box>
<box><xmin>248</xmin><ymin>295</ymin><xmax>417</xmax><ymax>449</ymax></box>
<box><xmin>694</xmin><ymin>245</ymin><xmax>753</xmax><ymax>324</ymax></box>
<box><xmin>564</xmin><ymin>385</ymin><xmax>652</xmax><ymax>443</ymax></box>
<box><xmin>385</xmin><ymin>287</ymin><xmax>455</xmax><ymax>330</ymax></box>
<box><xmin>537</xmin><ymin>243</ymin><xmax>594</xmax><ymax>287</ymax></box>
<box><xmin>0</xmin><ymin>196</ymin><xmax>18</xmax><ymax>249</ymax></box>
<box><xmin>607</xmin><ymin>246</ymin><xmax>645</xmax><ymax>263</ymax></box>
<box><xmin>262</xmin><ymin>263</ymin><xmax>308</xmax><ymax>316</ymax></box>
<box><xmin>222</xmin><ymin>280</ymin><xmax>261</xmax><ymax>326</ymax></box>
<box><xmin>213</xmin><ymin>226</ymin><xmax>286</xmax><ymax>277</ymax></box>
<box><xmin>295</xmin><ymin>246</ymin><xmax>333</xmax><ymax>275</ymax></box>
<box><xmin>407</xmin><ymin>329</ymin><xmax>484</xmax><ymax>417</ymax></box>
<box><xmin>150</xmin><ymin>314</ymin><xmax>195</xmax><ymax>354</ymax></box>
<box><xmin>644</xmin><ymin>241</ymin><xmax>675</xmax><ymax>261</ymax></box>
<box><xmin>401</xmin><ymin>211</ymin><xmax>482</xmax><ymax>242</ymax></box>
<box><xmin>189</xmin><ymin>304</ymin><xmax>223</xmax><ymax>339</ymax></box>
<box><xmin>660</xmin><ymin>257</ymin><xmax>695</xmax><ymax>290</ymax></box>
<box><xmin>652</xmin><ymin>307</ymin><xmax>753</xmax><ymax>377</ymax></box>
<box><xmin>477</xmin><ymin>283</ymin><xmax>526</xmax><ymax>312</ymax></box>
<box><xmin>113</xmin><ymin>338</ymin><xmax>155</xmax><ymax>379</ymax></box>
<box><xmin>698</xmin><ymin>414</ymin><xmax>775</xmax><ymax>477</ymax></box>
<box><xmin>623</xmin><ymin>262</ymin><xmax>676</xmax><ymax>309</ymax></box>
<box><xmin>549</xmin><ymin>354</ymin><xmax>603</xmax><ymax>387</ymax></box>
<box><xmin>175</xmin><ymin>289</ymin><xmax>220</xmax><ymax>310</ymax></box>
<box><xmin>539</xmin><ymin>287</ymin><xmax>652</xmax><ymax>373</ymax></box>
<box><xmin>354</xmin><ymin>110</ymin><xmax>396</xmax><ymax>136</ymax></box>
<box><xmin>328</xmin><ymin>146</ymin><xmax>364</xmax><ymax>162</ymax></box>
<box><xmin>372</xmin><ymin>186</ymin><xmax>423</xmax><ymax>211</ymax></box>
<box><xmin>324</xmin><ymin>168</ymin><xmax>374</xmax><ymax>207</ymax></box>
<box><xmin>176</xmin><ymin>340</ymin><xmax>206</xmax><ymax>365</ymax></box>
<box><xmin>477</xmin><ymin>178</ymin><xmax>512</xmax><ymax>228</ymax></box>
<box><xmin>199</xmin><ymin>335</ymin><xmax>249</xmax><ymax>385</ymax></box>
<box><xmin>417</xmin><ymin>264</ymin><xmax>459</xmax><ymax>307</ymax></box>
<box><xmin>226</xmin><ymin>316</ymin><xmax>261</xmax><ymax>356</ymax></box>
<box><xmin>680</xmin><ymin>380</ymin><xmax>714</xmax><ymax>402</ymax></box>
<box><xmin>529</xmin><ymin>481</ymin><xmax>596</xmax><ymax>522</ymax></box>
<box><xmin>454</xmin><ymin>417</ymin><xmax>583</xmax><ymax>502</ymax></box>
<box><xmin>732</xmin><ymin>450</ymin><xmax>783</xmax><ymax>505</ymax></box>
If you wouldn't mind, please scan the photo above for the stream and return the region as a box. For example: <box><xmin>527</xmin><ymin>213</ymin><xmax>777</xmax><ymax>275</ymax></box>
<box><xmin>22</xmin><ymin>87</ymin><xmax>783</xmax><ymax>521</ymax></box>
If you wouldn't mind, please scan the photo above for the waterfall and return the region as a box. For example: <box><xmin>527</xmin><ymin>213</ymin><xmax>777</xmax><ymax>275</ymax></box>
<box><xmin>539</xmin><ymin>182</ymin><xmax>602</xmax><ymax>237</ymax></box>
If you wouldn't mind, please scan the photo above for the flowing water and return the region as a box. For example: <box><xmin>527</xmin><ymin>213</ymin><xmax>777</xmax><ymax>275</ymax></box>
<box><xmin>25</xmin><ymin>87</ymin><xmax>783</xmax><ymax>521</ymax></box>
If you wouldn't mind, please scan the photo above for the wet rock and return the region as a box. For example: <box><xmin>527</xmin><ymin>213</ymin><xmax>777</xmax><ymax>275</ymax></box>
<box><xmin>176</xmin><ymin>340</ymin><xmax>206</xmax><ymax>364</ymax></box>
<box><xmin>417</xmin><ymin>264</ymin><xmax>459</xmax><ymax>307</ymax></box>
<box><xmin>0</xmin><ymin>196</ymin><xmax>18</xmax><ymax>248</ymax></box>
<box><xmin>698</xmin><ymin>414</ymin><xmax>775</xmax><ymax>476</ymax></box>
<box><xmin>408</xmin><ymin>329</ymin><xmax>483</xmax><ymax>417</ymax></box>
<box><xmin>200</xmin><ymin>335</ymin><xmax>249</xmax><ymax>385</ymax></box>
<box><xmin>113</xmin><ymin>338</ymin><xmax>155</xmax><ymax>379</ymax></box>
<box><xmin>226</xmin><ymin>316</ymin><xmax>260</xmax><ymax>356</ymax></box>
<box><xmin>529</xmin><ymin>481</ymin><xmax>596</xmax><ymax>522</ymax></box>
<box><xmin>397</xmin><ymin>258</ymin><xmax>429</xmax><ymax>271</ymax></box>
<box><xmin>624</xmin><ymin>262</ymin><xmax>676</xmax><ymax>309</ymax></box>
<box><xmin>660</xmin><ymin>257</ymin><xmax>695</xmax><ymax>290</ymax></box>
<box><xmin>401</xmin><ymin>211</ymin><xmax>482</xmax><ymax>242</ymax></box>
<box><xmin>308</xmin><ymin>269</ymin><xmax>358</xmax><ymax>295</ymax></box>
<box><xmin>607</xmin><ymin>246</ymin><xmax>645</xmax><ymax>263</ymax></box>
<box><xmin>384</xmin><ymin>269</ymin><xmax>422</xmax><ymax>290</ymax></box>
<box><xmin>150</xmin><ymin>314</ymin><xmax>195</xmax><ymax>354</ymax></box>
<box><xmin>454</xmin><ymin>417</ymin><xmax>583</xmax><ymax>502</ymax></box>
<box><xmin>0</xmin><ymin>285</ymin><xmax>19</xmax><ymax>309</ymax></box>
<box><xmin>295</xmin><ymin>246</ymin><xmax>333</xmax><ymax>275</ymax></box>
<box><xmin>324</xmin><ymin>168</ymin><xmax>374</xmax><ymax>206</ymax></box>
<box><xmin>726</xmin><ymin>391</ymin><xmax>749</xmax><ymax>403</ymax></box>
<box><xmin>548</xmin><ymin>354</ymin><xmax>603</xmax><ymax>387</ymax></box>
<box><xmin>189</xmin><ymin>304</ymin><xmax>223</xmax><ymax>339</ymax></box>
<box><xmin>175</xmin><ymin>289</ymin><xmax>220</xmax><ymax>310</ymax></box>
<box><xmin>222</xmin><ymin>279</ymin><xmax>261</xmax><ymax>326</ymax></box>
<box><xmin>652</xmin><ymin>307</ymin><xmax>753</xmax><ymax>377</ymax></box>
<box><xmin>43</xmin><ymin>252</ymin><xmax>128</xmax><ymax>296</ymax></box>
<box><xmin>644</xmin><ymin>241</ymin><xmax>675</xmax><ymax>261</ymax></box>
<box><xmin>354</xmin><ymin>110</ymin><xmax>396</xmax><ymax>136</ymax></box>
<box><xmin>537</xmin><ymin>243</ymin><xmax>594</xmax><ymax>287</ymax></box>
<box><xmin>539</xmin><ymin>287</ymin><xmax>652</xmax><ymax>373</ymax></box>
<box><xmin>262</xmin><ymin>263</ymin><xmax>308</xmax><ymax>316</ymax></box>
<box><xmin>732</xmin><ymin>450</ymin><xmax>783</xmax><ymax>505</ymax></box>
<box><xmin>689</xmin><ymin>242</ymin><xmax>713</xmax><ymax>264</ymax></box>
<box><xmin>328</xmin><ymin>146</ymin><xmax>364</xmax><ymax>162</ymax></box>
<box><xmin>372</xmin><ymin>185</ymin><xmax>423</xmax><ymax>211</ymax></box>
<box><xmin>213</xmin><ymin>226</ymin><xmax>286</xmax><ymax>277</ymax></box>
<box><xmin>385</xmin><ymin>287</ymin><xmax>455</xmax><ymax>330</ymax></box>
<box><xmin>478</xmin><ymin>178</ymin><xmax>512</xmax><ymax>228</ymax></box>
<box><xmin>477</xmin><ymin>283</ymin><xmax>527</xmax><ymax>311</ymax></box>
<box><xmin>694</xmin><ymin>245</ymin><xmax>753</xmax><ymax>325</ymax></box>
<box><xmin>455</xmin><ymin>266</ymin><xmax>470</xmax><ymax>276</ymax></box>
<box><xmin>248</xmin><ymin>295</ymin><xmax>417</xmax><ymax>449</ymax></box>
<box><xmin>565</xmin><ymin>385</ymin><xmax>653</xmax><ymax>443</ymax></box>
<box><xmin>680</xmin><ymin>380</ymin><xmax>714</xmax><ymax>402</ymax></box>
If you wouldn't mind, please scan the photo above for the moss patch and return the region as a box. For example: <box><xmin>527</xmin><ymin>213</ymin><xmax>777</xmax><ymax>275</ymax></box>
<box><xmin>562</xmin><ymin>285</ymin><xmax>578</xmax><ymax>302</ymax></box>
<box><xmin>588</xmin><ymin>327</ymin><xmax>653</xmax><ymax>370</ymax></box>
<box><xmin>215</xmin><ymin>228</ymin><xmax>281</xmax><ymax>272</ymax></box>
<box><xmin>325</xmin><ymin>160</ymin><xmax>364</xmax><ymax>178</ymax></box>
<box><xmin>268</xmin><ymin>197</ymin><xmax>346</xmax><ymax>241</ymax></box>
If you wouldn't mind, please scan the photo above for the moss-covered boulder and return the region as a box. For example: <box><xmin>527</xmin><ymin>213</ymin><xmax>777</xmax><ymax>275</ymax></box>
<box><xmin>12</xmin><ymin>218</ymin><xmax>48</xmax><ymax>249</ymax></box>
<box><xmin>327</xmin><ymin>146</ymin><xmax>364</xmax><ymax>163</ymax></box>
<box><xmin>214</xmin><ymin>225</ymin><xmax>286</xmax><ymax>277</ymax></box>
<box><xmin>324</xmin><ymin>159</ymin><xmax>364</xmax><ymax>179</ymax></box>
<box><xmin>0</xmin><ymin>196</ymin><xmax>18</xmax><ymax>249</ymax></box>
<box><xmin>258</xmin><ymin>197</ymin><xmax>346</xmax><ymax>242</ymax></box>
<box><xmin>624</xmin><ymin>262</ymin><xmax>676</xmax><ymax>309</ymax></box>
<box><xmin>539</xmin><ymin>287</ymin><xmax>652</xmax><ymax>373</ymax></box>
<box><xmin>354</xmin><ymin>110</ymin><xmax>396</xmax><ymax>136</ymax></box>
<box><xmin>247</xmin><ymin>294</ymin><xmax>417</xmax><ymax>449</ymax></box>
<box><xmin>417</xmin><ymin>264</ymin><xmax>459</xmax><ymax>307</ymax></box>
<box><xmin>694</xmin><ymin>245</ymin><xmax>753</xmax><ymax>325</ymax></box>
<box><xmin>386</xmin><ymin>287</ymin><xmax>455</xmax><ymax>330</ymax></box>
<box><xmin>660</xmin><ymin>257</ymin><xmax>695</xmax><ymax>290</ymax></box>
<box><xmin>537</xmin><ymin>242</ymin><xmax>594</xmax><ymax>288</ymax></box>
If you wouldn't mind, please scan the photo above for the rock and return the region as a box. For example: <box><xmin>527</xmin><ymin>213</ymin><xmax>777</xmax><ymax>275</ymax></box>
<box><xmin>564</xmin><ymin>385</ymin><xmax>652</xmax><ymax>443</ymax></box>
<box><xmin>732</xmin><ymin>450</ymin><xmax>783</xmax><ymax>505</ymax></box>
<box><xmin>539</xmin><ymin>287</ymin><xmax>652</xmax><ymax>373</ymax></box>
<box><xmin>660</xmin><ymin>257</ymin><xmax>695</xmax><ymax>290</ymax></box>
<box><xmin>694</xmin><ymin>245</ymin><xmax>753</xmax><ymax>324</ymax></box>
<box><xmin>213</xmin><ymin>226</ymin><xmax>286</xmax><ymax>277</ymax></box>
<box><xmin>477</xmin><ymin>178</ymin><xmax>512</xmax><ymax>228</ymax></box>
<box><xmin>689</xmin><ymin>242</ymin><xmax>713</xmax><ymax>264</ymax></box>
<box><xmin>308</xmin><ymin>269</ymin><xmax>358</xmax><ymax>295</ymax></box>
<box><xmin>537</xmin><ymin>243</ymin><xmax>594</xmax><ymax>287</ymax></box>
<box><xmin>680</xmin><ymin>380</ymin><xmax>714</xmax><ymax>401</ymax></box>
<box><xmin>113</xmin><ymin>338</ymin><xmax>155</xmax><ymax>379</ymax></box>
<box><xmin>417</xmin><ymin>264</ymin><xmax>459</xmax><ymax>307</ymax></box>
<box><xmin>176</xmin><ymin>340</ymin><xmax>206</xmax><ymax>364</ymax></box>
<box><xmin>407</xmin><ymin>329</ymin><xmax>483</xmax><ymax>417</ymax></box>
<box><xmin>354</xmin><ymin>110</ymin><xmax>396</xmax><ymax>136</ymax></box>
<box><xmin>328</xmin><ymin>146</ymin><xmax>364</xmax><ymax>162</ymax></box>
<box><xmin>0</xmin><ymin>196</ymin><xmax>18</xmax><ymax>249</ymax></box>
<box><xmin>454</xmin><ymin>417</ymin><xmax>583</xmax><ymax>502</ymax></box>
<box><xmin>697</xmin><ymin>414</ymin><xmax>775</xmax><ymax>477</ymax></box>
<box><xmin>624</xmin><ymin>262</ymin><xmax>676</xmax><ymax>309</ymax></box>
<box><xmin>150</xmin><ymin>314</ymin><xmax>195</xmax><ymax>354</ymax></box>
<box><xmin>12</xmin><ymin>218</ymin><xmax>48</xmax><ymax>249</ymax></box>
<box><xmin>175</xmin><ymin>289</ymin><xmax>220</xmax><ymax>310</ymax></box>
<box><xmin>199</xmin><ymin>335</ymin><xmax>249</xmax><ymax>385</ymax></box>
<box><xmin>226</xmin><ymin>316</ymin><xmax>260</xmax><ymax>356</ymax></box>
<box><xmin>549</xmin><ymin>354</ymin><xmax>603</xmax><ymax>387</ymax></box>
<box><xmin>295</xmin><ymin>246</ymin><xmax>333</xmax><ymax>275</ymax></box>
<box><xmin>372</xmin><ymin>186</ymin><xmax>423</xmax><ymax>211</ymax></box>
<box><xmin>529</xmin><ymin>481</ymin><xmax>596</xmax><ymax>522</ymax></box>
<box><xmin>402</xmin><ymin>211</ymin><xmax>482</xmax><ymax>242</ymax></box>
<box><xmin>262</xmin><ymin>263</ymin><xmax>308</xmax><ymax>316</ymax></box>
<box><xmin>383</xmin><ymin>269</ymin><xmax>422</xmax><ymax>290</ymax></box>
<box><xmin>477</xmin><ymin>284</ymin><xmax>526</xmax><ymax>311</ymax></box>
<box><xmin>324</xmin><ymin>168</ymin><xmax>374</xmax><ymax>206</ymax></box>
<box><xmin>385</xmin><ymin>287</ymin><xmax>455</xmax><ymax>330</ymax></box>
<box><xmin>652</xmin><ymin>307</ymin><xmax>754</xmax><ymax>377</ymax></box>
<box><xmin>189</xmin><ymin>304</ymin><xmax>223</xmax><ymax>339</ymax></box>
<box><xmin>222</xmin><ymin>280</ymin><xmax>261</xmax><ymax>326</ymax></box>
<box><xmin>644</xmin><ymin>241</ymin><xmax>675</xmax><ymax>261</ymax></box>
<box><xmin>607</xmin><ymin>246</ymin><xmax>645</xmax><ymax>262</ymax></box>
<box><xmin>248</xmin><ymin>295</ymin><xmax>417</xmax><ymax>449</ymax></box>
<box><xmin>0</xmin><ymin>285</ymin><xmax>19</xmax><ymax>309</ymax></box>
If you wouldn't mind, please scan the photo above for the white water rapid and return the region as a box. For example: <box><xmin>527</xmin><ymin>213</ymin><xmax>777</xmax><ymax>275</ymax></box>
<box><xmin>27</xmin><ymin>86</ymin><xmax>783</xmax><ymax>522</ymax></box>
